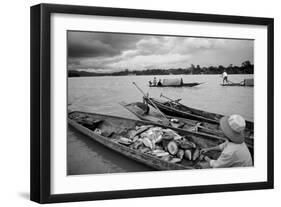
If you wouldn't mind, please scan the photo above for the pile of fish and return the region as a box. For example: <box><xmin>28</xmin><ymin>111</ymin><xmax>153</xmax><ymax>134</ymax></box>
<box><xmin>114</xmin><ymin>125</ymin><xmax>204</xmax><ymax>164</ymax></box>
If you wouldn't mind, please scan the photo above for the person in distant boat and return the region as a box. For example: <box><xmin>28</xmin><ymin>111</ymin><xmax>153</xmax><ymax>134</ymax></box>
<box><xmin>222</xmin><ymin>70</ymin><xmax>228</xmax><ymax>84</ymax></box>
<box><xmin>200</xmin><ymin>114</ymin><xmax>253</xmax><ymax>168</ymax></box>
<box><xmin>148</xmin><ymin>81</ymin><xmax>152</xmax><ymax>87</ymax></box>
<box><xmin>157</xmin><ymin>79</ymin><xmax>162</xmax><ymax>86</ymax></box>
<box><xmin>153</xmin><ymin>77</ymin><xmax>157</xmax><ymax>86</ymax></box>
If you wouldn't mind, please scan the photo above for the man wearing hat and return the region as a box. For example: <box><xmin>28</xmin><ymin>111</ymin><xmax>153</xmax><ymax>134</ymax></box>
<box><xmin>201</xmin><ymin>114</ymin><xmax>253</xmax><ymax>168</ymax></box>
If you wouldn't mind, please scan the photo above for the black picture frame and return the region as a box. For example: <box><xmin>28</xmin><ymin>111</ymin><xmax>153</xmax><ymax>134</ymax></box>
<box><xmin>30</xmin><ymin>3</ymin><xmax>274</xmax><ymax>204</ymax></box>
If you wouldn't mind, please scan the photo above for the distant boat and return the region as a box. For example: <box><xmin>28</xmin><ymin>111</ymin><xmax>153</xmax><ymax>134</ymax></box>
<box><xmin>149</xmin><ymin>78</ymin><xmax>203</xmax><ymax>87</ymax></box>
<box><xmin>221</xmin><ymin>78</ymin><xmax>254</xmax><ymax>87</ymax></box>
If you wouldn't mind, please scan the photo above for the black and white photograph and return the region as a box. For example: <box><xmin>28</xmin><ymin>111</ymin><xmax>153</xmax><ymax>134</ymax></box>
<box><xmin>27</xmin><ymin>2</ymin><xmax>275</xmax><ymax>204</ymax></box>
<box><xmin>67</xmin><ymin>31</ymin><xmax>254</xmax><ymax>175</ymax></box>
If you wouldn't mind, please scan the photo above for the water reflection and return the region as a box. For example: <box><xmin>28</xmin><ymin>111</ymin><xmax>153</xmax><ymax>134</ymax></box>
<box><xmin>67</xmin><ymin>126</ymin><xmax>153</xmax><ymax>175</ymax></box>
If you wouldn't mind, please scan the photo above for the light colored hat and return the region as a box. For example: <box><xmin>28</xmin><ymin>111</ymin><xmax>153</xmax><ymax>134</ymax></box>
<box><xmin>220</xmin><ymin>114</ymin><xmax>246</xmax><ymax>144</ymax></box>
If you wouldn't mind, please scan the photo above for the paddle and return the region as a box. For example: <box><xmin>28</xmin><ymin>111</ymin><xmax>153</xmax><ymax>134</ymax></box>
<box><xmin>132</xmin><ymin>82</ymin><xmax>170</xmax><ymax>125</ymax></box>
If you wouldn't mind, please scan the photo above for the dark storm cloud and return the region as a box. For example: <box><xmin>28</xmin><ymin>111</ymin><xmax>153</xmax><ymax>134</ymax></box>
<box><xmin>67</xmin><ymin>32</ymin><xmax>143</xmax><ymax>58</ymax></box>
<box><xmin>67</xmin><ymin>31</ymin><xmax>254</xmax><ymax>71</ymax></box>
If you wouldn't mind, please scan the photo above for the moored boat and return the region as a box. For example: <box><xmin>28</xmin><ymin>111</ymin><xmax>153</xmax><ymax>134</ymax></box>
<box><xmin>150</xmin><ymin>82</ymin><xmax>203</xmax><ymax>87</ymax></box>
<box><xmin>149</xmin><ymin>78</ymin><xmax>203</xmax><ymax>87</ymax></box>
<box><xmin>143</xmin><ymin>96</ymin><xmax>254</xmax><ymax>131</ymax></box>
<box><xmin>221</xmin><ymin>78</ymin><xmax>254</xmax><ymax>87</ymax></box>
<box><xmin>120</xmin><ymin>101</ymin><xmax>253</xmax><ymax>151</ymax></box>
<box><xmin>142</xmin><ymin>95</ymin><xmax>254</xmax><ymax>151</ymax></box>
<box><xmin>120</xmin><ymin>101</ymin><xmax>222</xmax><ymax>134</ymax></box>
<box><xmin>143</xmin><ymin>96</ymin><xmax>221</xmax><ymax>125</ymax></box>
<box><xmin>68</xmin><ymin>111</ymin><xmax>233</xmax><ymax>170</ymax></box>
<box><xmin>221</xmin><ymin>83</ymin><xmax>243</xmax><ymax>86</ymax></box>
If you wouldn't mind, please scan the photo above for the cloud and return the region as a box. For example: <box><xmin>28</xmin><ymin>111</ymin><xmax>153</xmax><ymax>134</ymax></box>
<box><xmin>68</xmin><ymin>32</ymin><xmax>143</xmax><ymax>58</ymax></box>
<box><xmin>67</xmin><ymin>31</ymin><xmax>253</xmax><ymax>71</ymax></box>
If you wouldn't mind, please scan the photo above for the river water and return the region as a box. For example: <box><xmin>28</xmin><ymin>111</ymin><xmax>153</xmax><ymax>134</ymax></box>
<box><xmin>67</xmin><ymin>74</ymin><xmax>253</xmax><ymax>175</ymax></box>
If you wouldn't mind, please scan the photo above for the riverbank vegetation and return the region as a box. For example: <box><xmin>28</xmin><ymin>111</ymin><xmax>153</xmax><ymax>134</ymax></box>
<box><xmin>68</xmin><ymin>60</ymin><xmax>253</xmax><ymax>77</ymax></box>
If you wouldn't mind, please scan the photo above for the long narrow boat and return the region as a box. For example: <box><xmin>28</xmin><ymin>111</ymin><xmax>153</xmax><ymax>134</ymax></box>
<box><xmin>220</xmin><ymin>83</ymin><xmax>253</xmax><ymax>87</ymax></box>
<box><xmin>221</xmin><ymin>78</ymin><xmax>254</xmax><ymax>87</ymax></box>
<box><xmin>149</xmin><ymin>78</ymin><xmax>203</xmax><ymax>88</ymax></box>
<box><xmin>221</xmin><ymin>83</ymin><xmax>244</xmax><ymax>86</ymax></box>
<box><xmin>149</xmin><ymin>82</ymin><xmax>203</xmax><ymax>87</ymax></box>
<box><xmin>68</xmin><ymin>111</ymin><xmax>235</xmax><ymax>171</ymax></box>
<box><xmin>120</xmin><ymin>101</ymin><xmax>222</xmax><ymax>135</ymax></box>
<box><xmin>120</xmin><ymin>101</ymin><xmax>253</xmax><ymax>151</ymax></box>
<box><xmin>143</xmin><ymin>96</ymin><xmax>254</xmax><ymax>131</ymax></box>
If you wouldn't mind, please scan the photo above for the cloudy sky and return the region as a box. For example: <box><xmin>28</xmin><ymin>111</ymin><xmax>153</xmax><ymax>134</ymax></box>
<box><xmin>67</xmin><ymin>31</ymin><xmax>253</xmax><ymax>72</ymax></box>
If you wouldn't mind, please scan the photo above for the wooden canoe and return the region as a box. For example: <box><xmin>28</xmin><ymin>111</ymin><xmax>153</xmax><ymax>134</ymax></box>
<box><xmin>68</xmin><ymin>111</ymin><xmax>233</xmax><ymax>171</ymax></box>
<box><xmin>221</xmin><ymin>83</ymin><xmax>243</xmax><ymax>86</ymax></box>
<box><xmin>221</xmin><ymin>79</ymin><xmax>254</xmax><ymax>87</ymax></box>
<box><xmin>120</xmin><ymin>101</ymin><xmax>253</xmax><ymax>151</ymax></box>
<box><xmin>120</xmin><ymin>101</ymin><xmax>223</xmax><ymax>135</ymax></box>
<box><xmin>143</xmin><ymin>96</ymin><xmax>254</xmax><ymax>150</ymax></box>
<box><xmin>143</xmin><ymin>96</ymin><xmax>254</xmax><ymax>131</ymax></box>
<box><xmin>149</xmin><ymin>82</ymin><xmax>203</xmax><ymax>87</ymax></box>
<box><xmin>143</xmin><ymin>96</ymin><xmax>220</xmax><ymax>125</ymax></box>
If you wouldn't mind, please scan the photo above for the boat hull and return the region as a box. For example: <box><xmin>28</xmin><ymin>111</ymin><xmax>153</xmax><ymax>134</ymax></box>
<box><xmin>149</xmin><ymin>82</ymin><xmax>202</xmax><ymax>87</ymax></box>
<box><xmin>68</xmin><ymin>111</ymin><xmax>228</xmax><ymax>170</ymax></box>
<box><xmin>120</xmin><ymin>101</ymin><xmax>253</xmax><ymax>153</ymax></box>
<box><xmin>143</xmin><ymin>97</ymin><xmax>254</xmax><ymax>131</ymax></box>
<box><xmin>142</xmin><ymin>97</ymin><xmax>254</xmax><ymax>152</ymax></box>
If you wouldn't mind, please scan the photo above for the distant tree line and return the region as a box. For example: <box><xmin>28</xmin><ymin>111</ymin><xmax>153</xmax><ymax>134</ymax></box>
<box><xmin>68</xmin><ymin>60</ymin><xmax>253</xmax><ymax>77</ymax></box>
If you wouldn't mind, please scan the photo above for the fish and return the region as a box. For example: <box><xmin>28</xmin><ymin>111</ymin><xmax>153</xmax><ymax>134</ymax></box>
<box><xmin>162</xmin><ymin>128</ymin><xmax>182</xmax><ymax>140</ymax></box>
<box><xmin>155</xmin><ymin>134</ymin><xmax>163</xmax><ymax>143</ymax></box>
<box><xmin>170</xmin><ymin>158</ymin><xmax>182</xmax><ymax>163</ymax></box>
<box><xmin>192</xmin><ymin>148</ymin><xmax>200</xmax><ymax>161</ymax></box>
<box><xmin>184</xmin><ymin>149</ymin><xmax>192</xmax><ymax>160</ymax></box>
<box><xmin>131</xmin><ymin>140</ymin><xmax>143</xmax><ymax>149</ymax></box>
<box><xmin>152</xmin><ymin>149</ymin><xmax>166</xmax><ymax>154</ymax></box>
<box><xmin>139</xmin><ymin>147</ymin><xmax>151</xmax><ymax>154</ymax></box>
<box><xmin>167</xmin><ymin>141</ymin><xmax>178</xmax><ymax>155</ymax></box>
<box><xmin>176</xmin><ymin>149</ymin><xmax>185</xmax><ymax>160</ymax></box>
<box><xmin>134</xmin><ymin>125</ymin><xmax>153</xmax><ymax>136</ymax></box>
<box><xmin>161</xmin><ymin>155</ymin><xmax>171</xmax><ymax>162</ymax></box>
<box><xmin>128</xmin><ymin>129</ymin><xmax>137</xmax><ymax>139</ymax></box>
<box><xmin>178</xmin><ymin>139</ymin><xmax>196</xmax><ymax>149</ymax></box>
<box><xmin>154</xmin><ymin>152</ymin><xmax>170</xmax><ymax>157</ymax></box>
<box><xmin>162</xmin><ymin>134</ymin><xmax>174</xmax><ymax>140</ymax></box>
<box><xmin>132</xmin><ymin>136</ymin><xmax>139</xmax><ymax>143</ymax></box>
<box><xmin>142</xmin><ymin>137</ymin><xmax>155</xmax><ymax>150</ymax></box>
<box><xmin>117</xmin><ymin>137</ymin><xmax>132</xmax><ymax>145</ymax></box>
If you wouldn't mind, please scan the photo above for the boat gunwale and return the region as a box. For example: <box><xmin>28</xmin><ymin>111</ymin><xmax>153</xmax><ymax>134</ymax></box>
<box><xmin>144</xmin><ymin>97</ymin><xmax>254</xmax><ymax>129</ymax></box>
<box><xmin>68</xmin><ymin>112</ymin><xmax>198</xmax><ymax>170</ymax></box>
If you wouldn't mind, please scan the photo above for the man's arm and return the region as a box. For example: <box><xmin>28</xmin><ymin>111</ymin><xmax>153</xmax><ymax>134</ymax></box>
<box><xmin>201</xmin><ymin>141</ymin><xmax>228</xmax><ymax>154</ymax></box>
<box><xmin>201</xmin><ymin>145</ymin><xmax>221</xmax><ymax>154</ymax></box>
